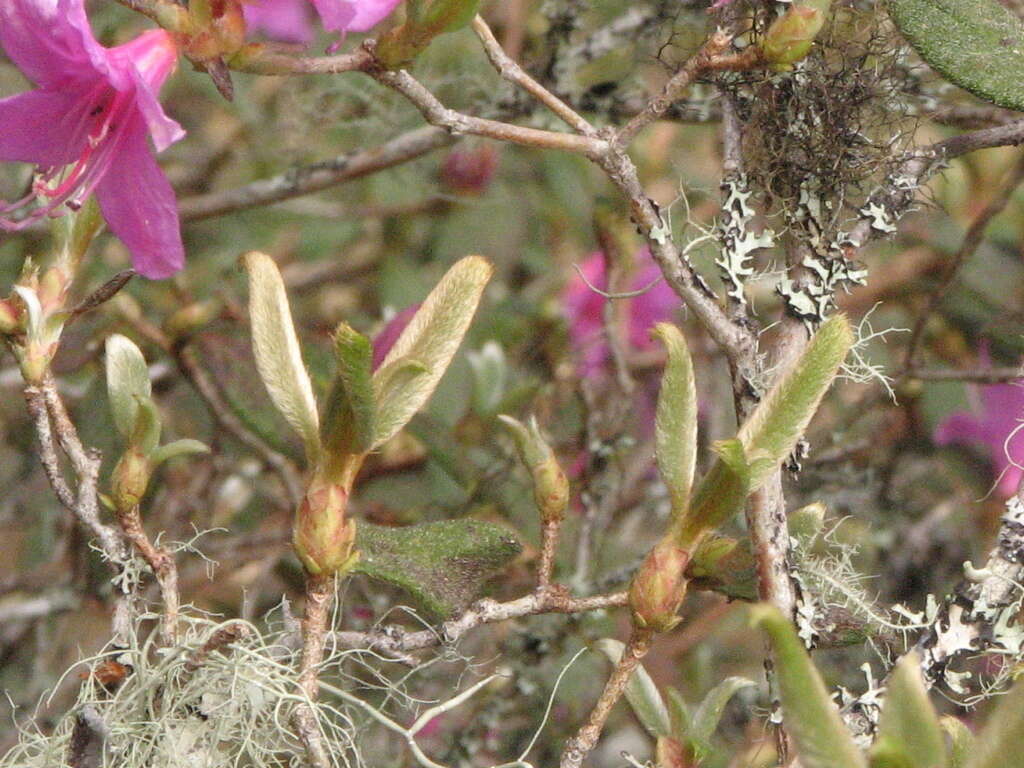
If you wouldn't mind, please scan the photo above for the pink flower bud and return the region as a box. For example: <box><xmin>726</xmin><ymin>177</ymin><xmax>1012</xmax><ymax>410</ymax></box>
<box><xmin>440</xmin><ymin>145</ymin><xmax>499</xmax><ymax>195</ymax></box>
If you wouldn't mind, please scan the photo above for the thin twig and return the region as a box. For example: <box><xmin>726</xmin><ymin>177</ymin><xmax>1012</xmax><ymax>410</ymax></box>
<box><xmin>331</xmin><ymin>590</ymin><xmax>628</xmax><ymax>656</ymax></box>
<box><xmin>369</xmin><ymin>67</ymin><xmax>607</xmax><ymax>156</ymax></box>
<box><xmin>177</xmin><ymin>126</ymin><xmax>455</xmax><ymax>222</ymax></box>
<box><xmin>902</xmin><ymin>150</ymin><xmax>1024</xmax><ymax>371</ymax></box>
<box><xmin>471</xmin><ymin>15</ymin><xmax>596</xmax><ymax>136</ymax></box>
<box><xmin>906</xmin><ymin>366</ymin><xmax>1023</xmax><ymax>383</ymax></box>
<box><xmin>615</xmin><ymin>29</ymin><xmax>732</xmax><ymax>146</ymax></box>
<box><xmin>559</xmin><ymin>628</ymin><xmax>654</xmax><ymax>768</ymax></box>
<box><xmin>294</xmin><ymin>574</ymin><xmax>334</xmax><ymax>768</ymax></box>
<box><xmin>116</xmin><ymin>505</ymin><xmax>180</xmax><ymax>644</ymax></box>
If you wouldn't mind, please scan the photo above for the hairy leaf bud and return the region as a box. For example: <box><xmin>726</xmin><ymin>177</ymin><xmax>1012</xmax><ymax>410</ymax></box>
<box><xmin>293</xmin><ymin>481</ymin><xmax>358</xmax><ymax>576</ymax></box>
<box><xmin>112</xmin><ymin>447</ymin><xmax>152</xmax><ymax>512</ymax></box>
<box><xmin>499</xmin><ymin>415</ymin><xmax>569</xmax><ymax>524</ymax></box>
<box><xmin>761</xmin><ymin>1</ymin><xmax>830</xmax><ymax>71</ymax></box>
<box><xmin>628</xmin><ymin>539</ymin><xmax>690</xmax><ymax>632</ymax></box>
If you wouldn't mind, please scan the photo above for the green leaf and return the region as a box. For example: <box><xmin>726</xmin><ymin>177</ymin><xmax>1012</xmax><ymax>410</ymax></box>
<box><xmin>351</xmin><ymin>519</ymin><xmax>521</xmax><ymax>620</ymax></box>
<box><xmin>652</xmin><ymin>323</ymin><xmax>698</xmax><ymax>517</ymax></box>
<box><xmin>467</xmin><ymin>341</ymin><xmax>507</xmax><ymax>417</ymax></box>
<box><xmin>53</xmin><ymin>197</ymin><xmax>102</xmax><ymax>266</ymax></box>
<box><xmin>667</xmin><ymin>687</ymin><xmax>691</xmax><ymax>739</ymax></box>
<box><xmin>689</xmin><ymin>677</ymin><xmax>755</xmax><ymax>759</ymax></box>
<box><xmin>964</xmin><ymin>676</ymin><xmax>1024</xmax><ymax>768</ymax></box>
<box><xmin>751</xmin><ymin>604</ymin><xmax>866</xmax><ymax>768</ymax></box>
<box><xmin>371</xmin><ymin>255</ymin><xmax>492</xmax><ymax>448</ymax></box>
<box><xmin>105</xmin><ymin>334</ymin><xmax>152</xmax><ymax>440</ymax></box>
<box><xmin>130</xmin><ymin>397</ymin><xmax>162</xmax><ymax>456</ymax></box>
<box><xmin>871</xmin><ymin>652</ymin><xmax>946</xmax><ymax>768</ymax></box>
<box><xmin>594</xmin><ymin>638</ymin><xmax>672</xmax><ymax>738</ymax></box>
<box><xmin>687</xmin><ymin>535</ymin><xmax>758</xmax><ymax>601</ymax></box>
<box><xmin>940</xmin><ymin>716</ymin><xmax>974</xmax><ymax>768</ymax></box>
<box><xmin>737</xmin><ymin>314</ymin><xmax>853</xmax><ymax>483</ymax></box>
<box><xmin>242</xmin><ymin>251</ymin><xmax>321</xmax><ymax>462</ymax></box>
<box><xmin>321</xmin><ymin>323</ymin><xmax>376</xmax><ymax>458</ymax></box>
<box><xmin>150</xmin><ymin>439</ymin><xmax>210</xmax><ymax>467</ymax></box>
<box><xmin>890</xmin><ymin>0</ymin><xmax>1024</xmax><ymax>112</ymax></box>
<box><xmin>680</xmin><ymin>439</ymin><xmax>757</xmax><ymax>541</ymax></box>
<box><xmin>373</xmin><ymin>359</ymin><xmax>431</xmax><ymax>444</ymax></box>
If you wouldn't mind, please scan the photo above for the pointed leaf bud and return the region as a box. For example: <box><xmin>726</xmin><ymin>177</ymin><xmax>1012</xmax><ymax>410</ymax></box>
<box><xmin>111</xmin><ymin>447</ymin><xmax>152</xmax><ymax>512</ymax></box>
<box><xmin>498</xmin><ymin>415</ymin><xmax>569</xmax><ymax>524</ymax></box>
<box><xmin>761</xmin><ymin>1</ymin><xmax>831</xmax><ymax>71</ymax></box>
<box><xmin>628</xmin><ymin>539</ymin><xmax>690</xmax><ymax>632</ymax></box>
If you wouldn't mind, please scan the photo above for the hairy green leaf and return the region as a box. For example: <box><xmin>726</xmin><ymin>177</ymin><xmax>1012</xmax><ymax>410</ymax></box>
<box><xmin>964</xmin><ymin>676</ymin><xmax>1024</xmax><ymax>768</ymax></box>
<box><xmin>321</xmin><ymin>323</ymin><xmax>376</xmax><ymax>458</ymax></box>
<box><xmin>652</xmin><ymin>323</ymin><xmax>698</xmax><ymax>516</ymax></box>
<box><xmin>352</xmin><ymin>519</ymin><xmax>520</xmax><ymax>620</ymax></box>
<box><xmin>940</xmin><ymin>716</ymin><xmax>974</xmax><ymax>768</ymax></box>
<box><xmin>738</xmin><ymin>314</ymin><xmax>853</xmax><ymax>484</ymax></box>
<box><xmin>150</xmin><ymin>439</ymin><xmax>210</xmax><ymax>468</ymax></box>
<box><xmin>752</xmin><ymin>605</ymin><xmax>866</xmax><ymax>768</ymax></box>
<box><xmin>106</xmin><ymin>334</ymin><xmax>152</xmax><ymax>440</ymax></box>
<box><xmin>871</xmin><ymin>652</ymin><xmax>946</xmax><ymax>768</ymax></box>
<box><xmin>595</xmin><ymin>638</ymin><xmax>672</xmax><ymax>738</ymax></box>
<box><xmin>371</xmin><ymin>255</ymin><xmax>492</xmax><ymax>448</ymax></box>
<box><xmin>242</xmin><ymin>251</ymin><xmax>320</xmax><ymax>462</ymax></box>
<box><xmin>689</xmin><ymin>677</ymin><xmax>755</xmax><ymax>759</ymax></box>
<box><xmin>667</xmin><ymin>687</ymin><xmax>691</xmax><ymax>739</ymax></box>
<box><xmin>890</xmin><ymin>0</ymin><xmax>1024</xmax><ymax>112</ymax></box>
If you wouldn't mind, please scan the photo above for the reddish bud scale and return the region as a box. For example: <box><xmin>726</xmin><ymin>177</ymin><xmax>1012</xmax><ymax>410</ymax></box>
<box><xmin>0</xmin><ymin>300</ymin><xmax>20</xmax><ymax>334</ymax></box>
<box><xmin>628</xmin><ymin>539</ymin><xmax>690</xmax><ymax>632</ymax></box>
<box><xmin>293</xmin><ymin>481</ymin><xmax>358</xmax><ymax>576</ymax></box>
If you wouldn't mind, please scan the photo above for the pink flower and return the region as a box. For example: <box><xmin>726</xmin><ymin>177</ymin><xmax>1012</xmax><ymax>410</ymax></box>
<box><xmin>311</xmin><ymin>0</ymin><xmax>404</xmax><ymax>34</ymax></box>
<box><xmin>245</xmin><ymin>0</ymin><xmax>403</xmax><ymax>41</ymax></box>
<box><xmin>244</xmin><ymin>0</ymin><xmax>316</xmax><ymax>44</ymax></box>
<box><xmin>934</xmin><ymin>346</ymin><xmax>1024</xmax><ymax>498</ymax></box>
<box><xmin>563</xmin><ymin>248</ymin><xmax>680</xmax><ymax>377</ymax></box>
<box><xmin>0</xmin><ymin>0</ymin><xmax>185</xmax><ymax>279</ymax></box>
<box><xmin>372</xmin><ymin>303</ymin><xmax>419</xmax><ymax>370</ymax></box>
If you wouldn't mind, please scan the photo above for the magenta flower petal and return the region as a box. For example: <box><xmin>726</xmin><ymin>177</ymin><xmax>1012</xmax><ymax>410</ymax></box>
<box><xmin>934</xmin><ymin>346</ymin><xmax>1024</xmax><ymax>498</ymax></box>
<box><xmin>0</xmin><ymin>90</ymin><xmax>81</xmax><ymax>166</ymax></box>
<box><xmin>311</xmin><ymin>0</ymin><xmax>402</xmax><ymax>33</ymax></box>
<box><xmin>0</xmin><ymin>0</ymin><xmax>108</xmax><ymax>88</ymax></box>
<box><xmin>372</xmin><ymin>303</ymin><xmax>419</xmax><ymax>370</ymax></box>
<box><xmin>94</xmin><ymin>116</ymin><xmax>184</xmax><ymax>279</ymax></box>
<box><xmin>244</xmin><ymin>0</ymin><xmax>316</xmax><ymax>44</ymax></box>
<box><xmin>0</xmin><ymin>0</ymin><xmax>185</xmax><ymax>278</ymax></box>
<box><xmin>108</xmin><ymin>31</ymin><xmax>185</xmax><ymax>152</ymax></box>
<box><xmin>563</xmin><ymin>247</ymin><xmax>680</xmax><ymax>377</ymax></box>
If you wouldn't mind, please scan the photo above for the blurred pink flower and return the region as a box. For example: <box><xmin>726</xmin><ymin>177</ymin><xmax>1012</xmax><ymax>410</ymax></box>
<box><xmin>0</xmin><ymin>0</ymin><xmax>185</xmax><ymax>278</ymax></box>
<box><xmin>312</xmin><ymin>0</ymin><xmax>404</xmax><ymax>34</ymax></box>
<box><xmin>244</xmin><ymin>0</ymin><xmax>316</xmax><ymax>44</ymax></box>
<box><xmin>563</xmin><ymin>248</ymin><xmax>680</xmax><ymax>377</ymax></box>
<box><xmin>245</xmin><ymin>0</ymin><xmax>402</xmax><ymax>41</ymax></box>
<box><xmin>372</xmin><ymin>303</ymin><xmax>419</xmax><ymax>370</ymax></box>
<box><xmin>934</xmin><ymin>346</ymin><xmax>1024</xmax><ymax>498</ymax></box>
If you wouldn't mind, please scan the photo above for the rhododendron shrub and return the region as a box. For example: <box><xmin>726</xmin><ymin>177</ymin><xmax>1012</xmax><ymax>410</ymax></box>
<box><xmin>1</xmin><ymin>2</ymin><xmax>1024</xmax><ymax>768</ymax></box>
